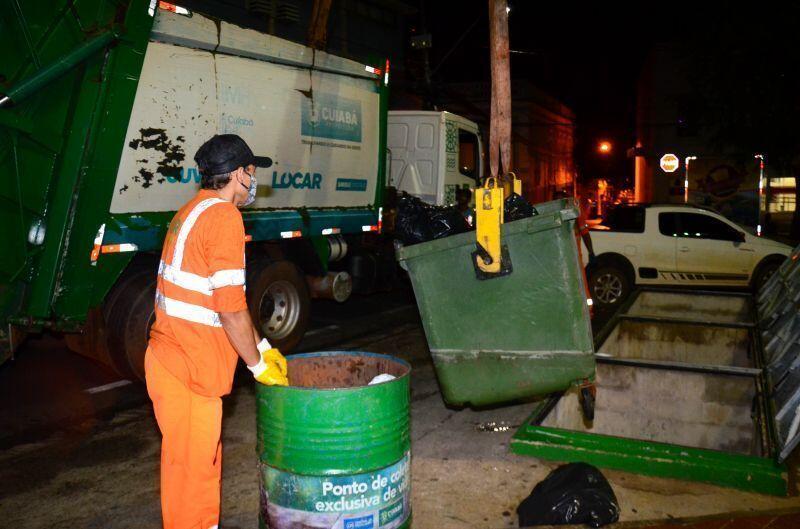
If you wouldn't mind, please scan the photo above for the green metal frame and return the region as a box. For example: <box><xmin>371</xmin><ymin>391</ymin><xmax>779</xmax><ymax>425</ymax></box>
<box><xmin>512</xmin><ymin>421</ymin><xmax>787</xmax><ymax>496</ymax></box>
<box><xmin>0</xmin><ymin>0</ymin><xmax>154</xmax><ymax>335</ymax></box>
<box><xmin>510</xmin><ymin>287</ymin><xmax>790</xmax><ymax>496</ymax></box>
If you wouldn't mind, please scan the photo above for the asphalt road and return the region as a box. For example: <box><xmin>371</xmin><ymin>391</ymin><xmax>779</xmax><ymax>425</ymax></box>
<box><xmin>0</xmin><ymin>288</ymin><xmax>417</xmax><ymax>448</ymax></box>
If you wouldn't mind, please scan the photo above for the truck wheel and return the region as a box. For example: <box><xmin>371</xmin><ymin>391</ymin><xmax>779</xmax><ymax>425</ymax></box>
<box><xmin>106</xmin><ymin>272</ymin><xmax>157</xmax><ymax>381</ymax></box>
<box><xmin>248</xmin><ymin>260</ymin><xmax>310</xmax><ymax>352</ymax></box>
<box><xmin>589</xmin><ymin>265</ymin><xmax>630</xmax><ymax>308</ymax></box>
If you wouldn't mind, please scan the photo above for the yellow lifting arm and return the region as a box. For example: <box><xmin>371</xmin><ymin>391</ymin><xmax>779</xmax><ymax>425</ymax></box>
<box><xmin>475</xmin><ymin>177</ymin><xmax>504</xmax><ymax>274</ymax></box>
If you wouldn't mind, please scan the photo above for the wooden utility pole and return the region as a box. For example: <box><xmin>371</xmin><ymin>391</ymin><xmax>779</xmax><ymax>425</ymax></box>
<box><xmin>488</xmin><ymin>0</ymin><xmax>511</xmax><ymax>179</ymax></box>
<box><xmin>308</xmin><ymin>0</ymin><xmax>334</xmax><ymax>50</ymax></box>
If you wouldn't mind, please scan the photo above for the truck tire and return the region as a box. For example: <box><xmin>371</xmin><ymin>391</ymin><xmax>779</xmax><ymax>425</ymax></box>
<box><xmin>589</xmin><ymin>265</ymin><xmax>631</xmax><ymax>308</ymax></box>
<box><xmin>106</xmin><ymin>272</ymin><xmax>157</xmax><ymax>381</ymax></box>
<box><xmin>247</xmin><ymin>260</ymin><xmax>310</xmax><ymax>352</ymax></box>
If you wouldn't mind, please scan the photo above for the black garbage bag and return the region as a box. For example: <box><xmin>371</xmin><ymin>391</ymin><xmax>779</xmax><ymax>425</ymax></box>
<box><xmin>504</xmin><ymin>192</ymin><xmax>537</xmax><ymax>222</ymax></box>
<box><xmin>516</xmin><ymin>463</ymin><xmax>619</xmax><ymax>528</ymax></box>
<box><xmin>394</xmin><ymin>192</ymin><xmax>472</xmax><ymax>245</ymax></box>
<box><xmin>429</xmin><ymin>207</ymin><xmax>471</xmax><ymax>240</ymax></box>
<box><xmin>395</xmin><ymin>193</ymin><xmax>433</xmax><ymax>244</ymax></box>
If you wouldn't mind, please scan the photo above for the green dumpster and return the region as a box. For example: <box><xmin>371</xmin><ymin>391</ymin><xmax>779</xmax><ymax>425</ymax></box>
<box><xmin>396</xmin><ymin>198</ymin><xmax>595</xmax><ymax>407</ymax></box>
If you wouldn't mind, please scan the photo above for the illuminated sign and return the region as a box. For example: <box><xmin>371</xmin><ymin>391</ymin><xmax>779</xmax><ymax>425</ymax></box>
<box><xmin>660</xmin><ymin>153</ymin><xmax>680</xmax><ymax>173</ymax></box>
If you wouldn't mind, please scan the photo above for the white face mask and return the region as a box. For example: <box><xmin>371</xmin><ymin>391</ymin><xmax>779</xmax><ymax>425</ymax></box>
<box><xmin>238</xmin><ymin>170</ymin><xmax>257</xmax><ymax>207</ymax></box>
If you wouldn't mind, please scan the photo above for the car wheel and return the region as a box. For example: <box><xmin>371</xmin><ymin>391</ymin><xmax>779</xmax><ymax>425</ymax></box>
<box><xmin>753</xmin><ymin>259</ymin><xmax>782</xmax><ymax>294</ymax></box>
<box><xmin>589</xmin><ymin>265</ymin><xmax>631</xmax><ymax>308</ymax></box>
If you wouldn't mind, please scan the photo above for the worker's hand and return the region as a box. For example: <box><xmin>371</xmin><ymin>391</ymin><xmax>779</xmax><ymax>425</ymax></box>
<box><xmin>257</xmin><ymin>338</ymin><xmax>287</xmax><ymax>377</ymax></box>
<box><xmin>249</xmin><ymin>360</ymin><xmax>288</xmax><ymax>386</ymax></box>
<box><xmin>246</xmin><ymin>338</ymin><xmax>288</xmax><ymax>385</ymax></box>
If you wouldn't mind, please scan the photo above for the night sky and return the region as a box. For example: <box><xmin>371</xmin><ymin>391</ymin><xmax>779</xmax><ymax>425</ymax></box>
<box><xmin>411</xmin><ymin>1</ymin><xmax>799</xmax><ymax>187</ymax></box>
<box><xmin>408</xmin><ymin>1</ymin><xmax>655</xmax><ymax>183</ymax></box>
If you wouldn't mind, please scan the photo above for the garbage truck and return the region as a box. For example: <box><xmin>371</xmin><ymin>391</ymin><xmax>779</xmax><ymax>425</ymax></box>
<box><xmin>0</xmin><ymin>0</ymin><xmax>485</xmax><ymax>380</ymax></box>
<box><xmin>0</xmin><ymin>0</ymin><xmax>395</xmax><ymax>380</ymax></box>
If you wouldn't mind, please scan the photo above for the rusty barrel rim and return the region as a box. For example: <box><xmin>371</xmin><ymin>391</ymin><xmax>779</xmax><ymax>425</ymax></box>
<box><xmin>256</xmin><ymin>350</ymin><xmax>411</xmax><ymax>476</ymax></box>
<box><xmin>276</xmin><ymin>350</ymin><xmax>411</xmax><ymax>391</ymax></box>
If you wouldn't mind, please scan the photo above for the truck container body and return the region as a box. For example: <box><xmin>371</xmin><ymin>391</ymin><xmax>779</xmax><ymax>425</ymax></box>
<box><xmin>0</xmin><ymin>0</ymin><xmax>389</xmax><ymax>375</ymax></box>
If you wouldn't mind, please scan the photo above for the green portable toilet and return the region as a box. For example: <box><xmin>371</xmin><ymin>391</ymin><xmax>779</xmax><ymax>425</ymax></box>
<box><xmin>396</xmin><ymin>198</ymin><xmax>595</xmax><ymax>407</ymax></box>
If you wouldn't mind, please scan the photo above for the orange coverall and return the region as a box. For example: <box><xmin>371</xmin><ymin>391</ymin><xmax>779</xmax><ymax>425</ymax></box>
<box><xmin>145</xmin><ymin>189</ymin><xmax>248</xmax><ymax>529</ymax></box>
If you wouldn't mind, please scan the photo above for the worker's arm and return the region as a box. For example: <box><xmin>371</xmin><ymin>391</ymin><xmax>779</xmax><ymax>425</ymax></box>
<box><xmin>219</xmin><ymin>309</ymin><xmax>261</xmax><ymax>367</ymax></box>
<box><xmin>207</xmin><ymin>205</ymin><xmax>286</xmax><ymax>385</ymax></box>
<box><xmin>219</xmin><ymin>309</ymin><xmax>287</xmax><ymax>385</ymax></box>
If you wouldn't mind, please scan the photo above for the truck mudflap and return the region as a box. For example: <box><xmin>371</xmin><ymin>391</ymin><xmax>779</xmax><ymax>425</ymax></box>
<box><xmin>0</xmin><ymin>324</ymin><xmax>27</xmax><ymax>365</ymax></box>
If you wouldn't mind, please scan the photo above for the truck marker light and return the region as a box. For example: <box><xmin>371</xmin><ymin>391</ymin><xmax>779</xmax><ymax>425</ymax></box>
<box><xmin>245</xmin><ymin>234</ymin><xmax>253</xmax><ymax>242</ymax></box>
<box><xmin>90</xmin><ymin>224</ymin><xmax>106</xmax><ymax>265</ymax></box>
<box><xmin>322</xmin><ymin>228</ymin><xmax>341</xmax><ymax>235</ymax></box>
<box><xmin>384</xmin><ymin>59</ymin><xmax>390</xmax><ymax>85</ymax></box>
<box><xmin>158</xmin><ymin>1</ymin><xmax>190</xmax><ymax>15</ymax></box>
<box><xmin>281</xmin><ymin>231</ymin><xmax>302</xmax><ymax>239</ymax></box>
<box><xmin>586</xmin><ymin>298</ymin><xmax>594</xmax><ymax>307</ymax></box>
<box><xmin>365</xmin><ymin>65</ymin><xmax>382</xmax><ymax>76</ymax></box>
<box><xmin>362</xmin><ymin>225</ymin><xmax>379</xmax><ymax>232</ymax></box>
<box><xmin>101</xmin><ymin>243</ymin><xmax>139</xmax><ymax>254</ymax></box>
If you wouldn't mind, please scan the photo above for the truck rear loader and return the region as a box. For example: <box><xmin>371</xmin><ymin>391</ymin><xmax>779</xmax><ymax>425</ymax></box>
<box><xmin>0</xmin><ymin>0</ymin><xmax>393</xmax><ymax>379</ymax></box>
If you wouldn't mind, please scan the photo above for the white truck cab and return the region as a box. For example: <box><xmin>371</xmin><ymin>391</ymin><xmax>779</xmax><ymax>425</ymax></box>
<box><xmin>387</xmin><ymin>111</ymin><xmax>482</xmax><ymax>205</ymax></box>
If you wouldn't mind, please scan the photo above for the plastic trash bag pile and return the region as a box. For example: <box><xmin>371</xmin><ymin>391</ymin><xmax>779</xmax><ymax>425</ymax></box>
<box><xmin>394</xmin><ymin>191</ymin><xmax>536</xmax><ymax>246</ymax></box>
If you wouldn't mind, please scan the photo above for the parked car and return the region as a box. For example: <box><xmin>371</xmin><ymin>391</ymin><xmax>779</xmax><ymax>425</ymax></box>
<box><xmin>582</xmin><ymin>204</ymin><xmax>792</xmax><ymax>308</ymax></box>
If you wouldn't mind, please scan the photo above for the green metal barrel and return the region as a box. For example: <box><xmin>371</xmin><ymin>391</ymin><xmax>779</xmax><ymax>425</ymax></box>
<box><xmin>257</xmin><ymin>351</ymin><xmax>411</xmax><ymax>529</ymax></box>
<box><xmin>396</xmin><ymin>198</ymin><xmax>595</xmax><ymax>407</ymax></box>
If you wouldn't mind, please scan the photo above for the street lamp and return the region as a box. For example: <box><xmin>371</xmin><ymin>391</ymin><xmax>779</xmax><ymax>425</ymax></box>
<box><xmin>755</xmin><ymin>154</ymin><xmax>766</xmax><ymax>236</ymax></box>
<box><xmin>597</xmin><ymin>141</ymin><xmax>612</xmax><ymax>155</ymax></box>
<box><xmin>684</xmin><ymin>156</ymin><xmax>697</xmax><ymax>204</ymax></box>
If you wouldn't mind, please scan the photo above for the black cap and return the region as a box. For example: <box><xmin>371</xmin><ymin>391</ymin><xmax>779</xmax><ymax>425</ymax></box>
<box><xmin>194</xmin><ymin>134</ymin><xmax>255</xmax><ymax>176</ymax></box>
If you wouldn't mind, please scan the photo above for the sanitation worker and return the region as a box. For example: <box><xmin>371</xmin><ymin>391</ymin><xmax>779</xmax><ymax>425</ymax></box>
<box><xmin>144</xmin><ymin>134</ymin><xmax>288</xmax><ymax>529</ymax></box>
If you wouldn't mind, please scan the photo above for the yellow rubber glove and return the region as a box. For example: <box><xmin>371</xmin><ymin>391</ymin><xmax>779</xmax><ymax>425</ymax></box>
<box><xmin>258</xmin><ymin>339</ymin><xmax>287</xmax><ymax>377</ymax></box>
<box><xmin>252</xmin><ymin>360</ymin><xmax>288</xmax><ymax>386</ymax></box>
<box><xmin>247</xmin><ymin>338</ymin><xmax>288</xmax><ymax>386</ymax></box>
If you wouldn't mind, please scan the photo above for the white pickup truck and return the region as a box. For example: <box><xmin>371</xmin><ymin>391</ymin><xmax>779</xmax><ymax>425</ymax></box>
<box><xmin>583</xmin><ymin>204</ymin><xmax>792</xmax><ymax>308</ymax></box>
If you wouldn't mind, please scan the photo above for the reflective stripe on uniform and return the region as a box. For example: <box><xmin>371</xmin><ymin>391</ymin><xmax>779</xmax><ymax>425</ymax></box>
<box><xmin>156</xmin><ymin>197</ymin><xmax>233</xmax><ymax>327</ymax></box>
<box><xmin>159</xmin><ymin>260</ymin><xmax>214</xmax><ymax>296</ymax></box>
<box><xmin>155</xmin><ymin>289</ymin><xmax>222</xmax><ymax>327</ymax></box>
<box><xmin>209</xmin><ymin>268</ymin><xmax>246</xmax><ymax>289</ymax></box>
<box><xmin>172</xmin><ymin>198</ymin><xmax>226</xmax><ymax>269</ymax></box>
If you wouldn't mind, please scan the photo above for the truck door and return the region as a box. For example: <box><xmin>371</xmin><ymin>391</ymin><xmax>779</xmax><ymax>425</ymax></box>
<box><xmin>442</xmin><ymin>121</ymin><xmax>481</xmax><ymax>205</ymax></box>
<box><xmin>387</xmin><ymin>117</ymin><xmax>439</xmax><ymax>204</ymax></box>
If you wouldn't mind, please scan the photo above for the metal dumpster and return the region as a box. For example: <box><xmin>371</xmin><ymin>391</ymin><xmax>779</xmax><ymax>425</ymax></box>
<box><xmin>396</xmin><ymin>198</ymin><xmax>594</xmax><ymax>407</ymax></box>
<box><xmin>512</xmin><ymin>255</ymin><xmax>800</xmax><ymax>495</ymax></box>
